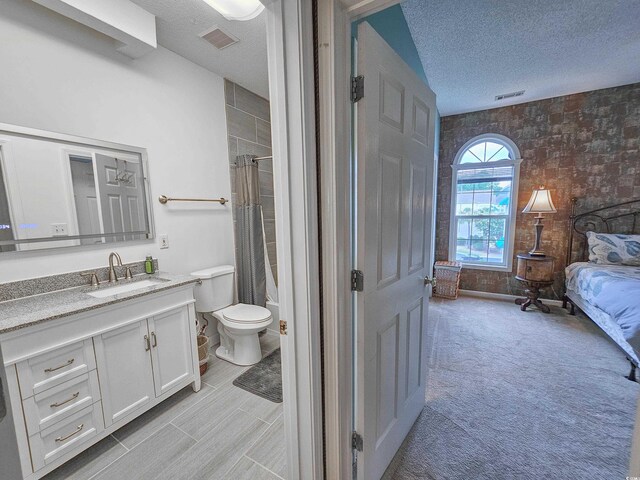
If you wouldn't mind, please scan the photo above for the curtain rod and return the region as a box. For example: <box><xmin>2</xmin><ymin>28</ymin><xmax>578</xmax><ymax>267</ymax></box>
<box><xmin>232</xmin><ymin>155</ymin><xmax>272</xmax><ymax>167</ymax></box>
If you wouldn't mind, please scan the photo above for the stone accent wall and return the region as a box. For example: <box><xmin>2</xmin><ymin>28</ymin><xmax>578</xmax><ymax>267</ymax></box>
<box><xmin>223</xmin><ymin>80</ymin><xmax>277</xmax><ymax>285</ymax></box>
<box><xmin>437</xmin><ymin>83</ymin><xmax>640</xmax><ymax>299</ymax></box>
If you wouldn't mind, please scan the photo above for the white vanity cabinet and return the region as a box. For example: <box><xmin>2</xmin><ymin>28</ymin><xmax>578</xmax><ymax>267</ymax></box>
<box><xmin>0</xmin><ymin>282</ymin><xmax>200</xmax><ymax>480</ymax></box>
<box><xmin>94</xmin><ymin>320</ymin><xmax>155</xmax><ymax>427</ymax></box>
<box><xmin>95</xmin><ymin>306</ymin><xmax>194</xmax><ymax>426</ymax></box>
<box><xmin>148</xmin><ymin>307</ymin><xmax>194</xmax><ymax>397</ymax></box>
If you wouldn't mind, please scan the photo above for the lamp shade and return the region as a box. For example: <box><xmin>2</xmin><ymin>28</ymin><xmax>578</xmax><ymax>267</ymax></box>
<box><xmin>522</xmin><ymin>186</ymin><xmax>557</xmax><ymax>214</ymax></box>
<box><xmin>202</xmin><ymin>0</ymin><xmax>265</xmax><ymax>21</ymax></box>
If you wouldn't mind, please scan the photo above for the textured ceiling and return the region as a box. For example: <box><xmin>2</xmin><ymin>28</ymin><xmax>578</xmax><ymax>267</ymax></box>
<box><xmin>131</xmin><ymin>0</ymin><xmax>269</xmax><ymax>98</ymax></box>
<box><xmin>401</xmin><ymin>0</ymin><xmax>640</xmax><ymax>116</ymax></box>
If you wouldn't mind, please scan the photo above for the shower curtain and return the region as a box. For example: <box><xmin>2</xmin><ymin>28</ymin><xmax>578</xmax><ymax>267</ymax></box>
<box><xmin>234</xmin><ymin>154</ymin><xmax>267</xmax><ymax>306</ymax></box>
<box><xmin>262</xmin><ymin>212</ymin><xmax>279</xmax><ymax>304</ymax></box>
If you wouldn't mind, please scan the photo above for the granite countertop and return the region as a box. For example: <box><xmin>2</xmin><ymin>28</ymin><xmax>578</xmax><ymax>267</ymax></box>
<box><xmin>0</xmin><ymin>272</ymin><xmax>198</xmax><ymax>334</ymax></box>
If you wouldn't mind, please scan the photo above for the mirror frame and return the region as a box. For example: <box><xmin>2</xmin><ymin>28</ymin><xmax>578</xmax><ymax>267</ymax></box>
<box><xmin>0</xmin><ymin>122</ymin><xmax>155</xmax><ymax>253</ymax></box>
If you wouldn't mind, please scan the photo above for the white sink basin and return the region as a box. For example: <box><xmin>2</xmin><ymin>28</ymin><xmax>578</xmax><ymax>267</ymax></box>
<box><xmin>87</xmin><ymin>279</ymin><xmax>165</xmax><ymax>298</ymax></box>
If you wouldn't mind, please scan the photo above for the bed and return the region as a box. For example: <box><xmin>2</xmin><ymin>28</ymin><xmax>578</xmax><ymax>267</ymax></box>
<box><xmin>563</xmin><ymin>198</ymin><xmax>640</xmax><ymax>381</ymax></box>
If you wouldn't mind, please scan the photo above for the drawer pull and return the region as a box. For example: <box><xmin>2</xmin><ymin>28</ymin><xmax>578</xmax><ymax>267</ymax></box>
<box><xmin>50</xmin><ymin>392</ymin><xmax>80</xmax><ymax>408</ymax></box>
<box><xmin>55</xmin><ymin>423</ymin><xmax>84</xmax><ymax>443</ymax></box>
<box><xmin>151</xmin><ymin>332</ymin><xmax>158</xmax><ymax>348</ymax></box>
<box><xmin>44</xmin><ymin>358</ymin><xmax>75</xmax><ymax>373</ymax></box>
<box><xmin>144</xmin><ymin>335</ymin><xmax>151</xmax><ymax>351</ymax></box>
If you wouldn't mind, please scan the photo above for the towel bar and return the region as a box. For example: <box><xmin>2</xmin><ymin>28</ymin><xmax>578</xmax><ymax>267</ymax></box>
<box><xmin>158</xmin><ymin>195</ymin><xmax>227</xmax><ymax>205</ymax></box>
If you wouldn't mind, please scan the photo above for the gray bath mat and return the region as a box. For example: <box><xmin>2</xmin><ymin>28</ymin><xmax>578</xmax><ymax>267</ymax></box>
<box><xmin>233</xmin><ymin>348</ymin><xmax>282</xmax><ymax>403</ymax></box>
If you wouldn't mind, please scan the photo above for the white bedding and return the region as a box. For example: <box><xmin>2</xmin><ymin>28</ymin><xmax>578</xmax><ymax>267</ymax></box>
<box><xmin>566</xmin><ymin>262</ymin><xmax>640</xmax><ymax>356</ymax></box>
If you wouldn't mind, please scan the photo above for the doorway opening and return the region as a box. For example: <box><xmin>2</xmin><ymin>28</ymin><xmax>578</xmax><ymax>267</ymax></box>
<box><xmin>319</xmin><ymin>2</ymin><xmax>640</xmax><ymax>479</ymax></box>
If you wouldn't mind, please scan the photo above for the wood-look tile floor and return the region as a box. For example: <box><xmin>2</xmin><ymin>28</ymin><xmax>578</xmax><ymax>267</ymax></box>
<box><xmin>44</xmin><ymin>333</ymin><xmax>285</xmax><ymax>480</ymax></box>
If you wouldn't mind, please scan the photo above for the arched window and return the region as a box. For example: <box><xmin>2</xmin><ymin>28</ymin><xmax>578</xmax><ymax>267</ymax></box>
<box><xmin>449</xmin><ymin>134</ymin><xmax>521</xmax><ymax>270</ymax></box>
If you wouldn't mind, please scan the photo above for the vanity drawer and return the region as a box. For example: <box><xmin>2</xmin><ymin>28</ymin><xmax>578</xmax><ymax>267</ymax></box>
<box><xmin>23</xmin><ymin>370</ymin><xmax>101</xmax><ymax>435</ymax></box>
<box><xmin>17</xmin><ymin>339</ymin><xmax>96</xmax><ymax>399</ymax></box>
<box><xmin>30</xmin><ymin>401</ymin><xmax>104</xmax><ymax>471</ymax></box>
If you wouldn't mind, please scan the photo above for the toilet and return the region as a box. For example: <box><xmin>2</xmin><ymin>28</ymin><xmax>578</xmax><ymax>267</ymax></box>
<box><xmin>190</xmin><ymin>265</ymin><xmax>272</xmax><ymax>366</ymax></box>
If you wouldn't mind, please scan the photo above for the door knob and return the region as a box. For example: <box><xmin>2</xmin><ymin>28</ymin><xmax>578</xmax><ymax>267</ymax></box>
<box><xmin>424</xmin><ymin>276</ymin><xmax>436</xmax><ymax>287</ymax></box>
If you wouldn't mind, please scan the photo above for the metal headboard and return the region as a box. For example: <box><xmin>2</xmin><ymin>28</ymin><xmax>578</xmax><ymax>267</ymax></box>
<box><xmin>567</xmin><ymin>198</ymin><xmax>640</xmax><ymax>265</ymax></box>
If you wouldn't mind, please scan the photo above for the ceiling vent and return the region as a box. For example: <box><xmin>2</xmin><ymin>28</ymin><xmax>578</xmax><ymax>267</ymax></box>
<box><xmin>200</xmin><ymin>26</ymin><xmax>238</xmax><ymax>50</ymax></box>
<box><xmin>495</xmin><ymin>90</ymin><xmax>525</xmax><ymax>101</ymax></box>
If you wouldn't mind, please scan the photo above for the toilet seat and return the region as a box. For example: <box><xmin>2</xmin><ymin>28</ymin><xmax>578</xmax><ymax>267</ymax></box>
<box><xmin>222</xmin><ymin>303</ymin><xmax>272</xmax><ymax>324</ymax></box>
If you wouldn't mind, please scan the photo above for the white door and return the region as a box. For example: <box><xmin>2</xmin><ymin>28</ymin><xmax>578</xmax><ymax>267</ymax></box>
<box><xmin>95</xmin><ymin>153</ymin><xmax>145</xmax><ymax>242</ymax></box>
<box><xmin>354</xmin><ymin>23</ymin><xmax>437</xmax><ymax>480</ymax></box>
<box><xmin>148</xmin><ymin>307</ymin><xmax>194</xmax><ymax>397</ymax></box>
<box><xmin>94</xmin><ymin>320</ymin><xmax>155</xmax><ymax>427</ymax></box>
<box><xmin>69</xmin><ymin>155</ymin><xmax>101</xmax><ymax>245</ymax></box>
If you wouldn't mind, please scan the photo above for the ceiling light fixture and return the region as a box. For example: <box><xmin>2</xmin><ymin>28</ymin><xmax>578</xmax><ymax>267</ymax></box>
<box><xmin>202</xmin><ymin>0</ymin><xmax>265</xmax><ymax>21</ymax></box>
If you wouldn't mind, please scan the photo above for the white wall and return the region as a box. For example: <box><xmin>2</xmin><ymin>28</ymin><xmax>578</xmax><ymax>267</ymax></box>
<box><xmin>0</xmin><ymin>0</ymin><xmax>235</xmax><ymax>282</ymax></box>
<box><xmin>0</xmin><ymin>134</ymin><xmax>81</xmax><ymax>249</ymax></box>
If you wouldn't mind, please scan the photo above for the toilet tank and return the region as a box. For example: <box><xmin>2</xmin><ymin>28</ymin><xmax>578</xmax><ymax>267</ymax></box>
<box><xmin>190</xmin><ymin>265</ymin><xmax>235</xmax><ymax>312</ymax></box>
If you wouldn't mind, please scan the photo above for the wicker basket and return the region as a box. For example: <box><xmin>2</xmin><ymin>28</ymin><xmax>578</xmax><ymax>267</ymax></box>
<box><xmin>197</xmin><ymin>335</ymin><xmax>209</xmax><ymax>375</ymax></box>
<box><xmin>199</xmin><ymin>357</ymin><xmax>209</xmax><ymax>376</ymax></box>
<box><xmin>433</xmin><ymin>261</ymin><xmax>462</xmax><ymax>299</ymax></box>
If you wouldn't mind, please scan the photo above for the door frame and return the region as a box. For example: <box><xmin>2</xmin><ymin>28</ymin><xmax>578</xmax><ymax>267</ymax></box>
<box><xmin>266</xmin><ymin>0</ymin><xmax>414</xmax><ymax>477</ymax></box>
<box><xmin>317</xmin><ymin>0</ymin><xmax>433</xmax><ymax>477</ymax></box>
<box><xmin>263</xmin><ymin>0</ymin><xmax>324</xmax><ymax>478</ymax></box>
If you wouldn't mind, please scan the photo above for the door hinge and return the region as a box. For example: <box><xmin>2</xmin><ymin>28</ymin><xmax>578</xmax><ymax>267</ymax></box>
<box><xmin>351</xmin><ymin>270</ymin><xmax>364</xmax><ymax>292</ymax></box>
<box><xmin>279</xmin><ymin>319</ymin><xmax>287</xmax><ymax>335</ymax></box>
<box><xmin>352</xmin><ymin>431</ymin><xmax>363</xmax><ymax>452</ymax></box>
<box><xmin>351</xmin><ymin>75</ymin><xmax>364</xmax><ymax>103</ymax></box>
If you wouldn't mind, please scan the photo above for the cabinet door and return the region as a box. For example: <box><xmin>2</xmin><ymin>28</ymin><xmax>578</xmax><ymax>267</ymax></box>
<box><xmin>148</xmin><ymin>307</ymin><xmax>194</xmax><ymax>397</ymax></box>
<box><xmin>93</xmin><ymin>321</ymin><xmax>155</xmax><ymax>427</ymax></box>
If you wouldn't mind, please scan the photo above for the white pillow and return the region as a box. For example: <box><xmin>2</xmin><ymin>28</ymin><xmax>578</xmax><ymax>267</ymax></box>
<box><xmin>587</xmin><ymin>231</ymin><xmax>640</xmax><ymax>266</ymax></box>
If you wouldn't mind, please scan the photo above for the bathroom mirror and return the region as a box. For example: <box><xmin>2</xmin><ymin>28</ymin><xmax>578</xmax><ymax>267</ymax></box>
<box><xmin>0</xmin><ymin>124</ymin><xmax>153</xmax><ymax>252</ymax></box>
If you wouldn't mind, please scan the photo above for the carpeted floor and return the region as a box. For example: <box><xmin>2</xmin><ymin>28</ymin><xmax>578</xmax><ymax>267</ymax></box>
<box><xmin>382</xmin><ymin>296</ymin><xmax>639</xmax><ymax>479</ymax></box>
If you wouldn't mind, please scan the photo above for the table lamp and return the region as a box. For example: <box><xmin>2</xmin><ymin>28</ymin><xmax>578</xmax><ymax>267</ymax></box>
<box><xmin>522</xmin><ymin>186</ymin><xmax>557</xmax><ymax>256</ymax></box>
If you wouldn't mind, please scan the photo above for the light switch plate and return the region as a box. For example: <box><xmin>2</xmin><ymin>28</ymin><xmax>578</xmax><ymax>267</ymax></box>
<box><xmin>159</xmin><ymin>234</ymin><xmax>169</xmax><ymax>249</ymax></box>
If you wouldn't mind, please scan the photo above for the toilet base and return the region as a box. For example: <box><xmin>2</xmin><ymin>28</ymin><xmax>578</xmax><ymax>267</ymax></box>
<box><xmin>215</xmin><ymin>324</ymin><xmax>264</xmax><ymax>366</ymax></box>
<box><xmin>215</xmin><ymin>345</ymin><xmax>239</xmax><ymax>365</ymax></box>
<box><xmin>215</xmin><ymin>343</ymin><xmax>262</xmax><ymax>366</ymax></box>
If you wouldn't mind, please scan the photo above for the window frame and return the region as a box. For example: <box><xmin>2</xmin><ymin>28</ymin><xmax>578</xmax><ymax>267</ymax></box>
<box><xmin>448</xmin><ymin>133</ymin><xmax>522</xmax><ymax>271</ymax></box>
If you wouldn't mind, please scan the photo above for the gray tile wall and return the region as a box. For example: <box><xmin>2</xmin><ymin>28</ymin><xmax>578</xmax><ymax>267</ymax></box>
<box><xmin>224</xmin><ymin>80</ymin><xmax>277</xmax><ymax>285</ymax></box>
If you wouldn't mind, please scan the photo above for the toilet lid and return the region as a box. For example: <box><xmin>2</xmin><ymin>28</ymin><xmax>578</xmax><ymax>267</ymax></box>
<box><xmin>223</xmin><ymin>304</ymin><xmax>272</xmax><ymax>324</ymax></box>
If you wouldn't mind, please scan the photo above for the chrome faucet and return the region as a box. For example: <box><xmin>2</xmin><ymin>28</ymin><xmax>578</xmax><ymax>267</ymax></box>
<box><xmin>108</xmin><ymin>252</ymin><xmax>123</xmax><ymax>283</ymax></box>
<box><xmin>80</xmin><ymin>271</ymin><xmax>100</xmax><ymax>286</ymax></box>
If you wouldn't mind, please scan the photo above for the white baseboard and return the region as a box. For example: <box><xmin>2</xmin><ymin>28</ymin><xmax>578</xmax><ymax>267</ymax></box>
<box><xmin>458</xmin><ymin>289</ymin><xmax>565</xmax><ymax>307</ymax></box>
<box><xmin>265</xmin><ymin>326</ymin><xmax>280</xmax><ymax>337</ymax></box>
<box><xmin>209</xmin><ymin>332</ymin><xmax>220</xmax><ymax>346</ymax></box>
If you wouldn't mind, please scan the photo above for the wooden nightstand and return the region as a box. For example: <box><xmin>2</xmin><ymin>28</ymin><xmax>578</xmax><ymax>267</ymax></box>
<box><xmin>515</xmin><ymin>253</ymin><xmax>555</xmax><ymax>313</ymax></box>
